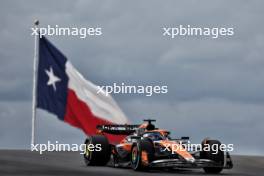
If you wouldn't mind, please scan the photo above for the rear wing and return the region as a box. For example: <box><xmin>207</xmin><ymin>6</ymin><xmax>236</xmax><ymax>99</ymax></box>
<box><xmin>96</xmin><ymin>124</ymin><xmax>140</xmax><ymax>135</ymax></box>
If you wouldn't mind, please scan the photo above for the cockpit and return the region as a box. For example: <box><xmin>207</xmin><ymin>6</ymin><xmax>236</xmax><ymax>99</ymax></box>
<box><xmin>143</xmin><ymin>132</ymin><xmax>166</xmax><ymax>141</ymax></box>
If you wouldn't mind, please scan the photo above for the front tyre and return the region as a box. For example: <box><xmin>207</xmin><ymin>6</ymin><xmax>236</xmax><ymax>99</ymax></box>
<box><xmin>131</xmin><ymin>139</ymin><xmax>154</xmax><ymax>171</ymax></box>
<box><xmin>84</xmin><ymin>135</ymin><xmax>110</xmax><ymax>166</ymax></box>
<box><xmin>200</xmin><ymin>139</ymin><xmax>224</xmax><ymax>174</ymax></box>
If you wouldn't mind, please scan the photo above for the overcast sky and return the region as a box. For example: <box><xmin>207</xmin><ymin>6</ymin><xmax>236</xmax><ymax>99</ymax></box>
<box><xmin>0</xmin><ymin>0</ymin><xmax>264</xmax><ymax>155</ymax></box>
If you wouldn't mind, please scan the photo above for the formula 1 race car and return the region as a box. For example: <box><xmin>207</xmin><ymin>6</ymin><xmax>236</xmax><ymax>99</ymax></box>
<box><xmin>83</xmin><ymin>119</ymin><xmax>233</xmax><ymax>174</ymax></box>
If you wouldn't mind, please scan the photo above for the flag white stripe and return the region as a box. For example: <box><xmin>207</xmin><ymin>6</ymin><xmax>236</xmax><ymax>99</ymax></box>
<box><xmin>65</xmin><ymin>61</ymin><xmax>128</xmax><ymax>124</ymax></box>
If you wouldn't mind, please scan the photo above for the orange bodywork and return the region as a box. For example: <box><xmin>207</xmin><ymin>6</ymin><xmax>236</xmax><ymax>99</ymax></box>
<box><xmin>148</xmin><ymin>129</ymin><xmax>170</xmax><ymax>136</ymax></box>
<box><xmin>141</xmin><ymin>150</ymin><xmax>149</xmax><ymax>165</ymax></box>
<box><xmin>118</xmin><ymin>138</ymin><xmax>133</xmax><ymax>151</ymax></box>
<box><xmin>99</xmin><ymin>122</ymin><xmax>194</xmax><ymax>162</ymax></box>
<box><xmin>158</xmin><ymin>140</ymin><xmax>194</xmax><ymax>160</ymax></box>
<box><xmin>117</xmin><ymin>127</ymin><xmax>194</xmax><ymax>161</ymax></box>
<box><xmin>138</xmin><ymin>122</ymin><xmax>148</xmax><ymax>129</ymax></box>
<box><xmin>146</xmin><ymin>129</ymin><xmax>194</xmax><ymax>161</ymax></box>
<box><xmin>120</xmin><ymin>143</ymin><xmax>132</xmax><ymax>152</ymax></box>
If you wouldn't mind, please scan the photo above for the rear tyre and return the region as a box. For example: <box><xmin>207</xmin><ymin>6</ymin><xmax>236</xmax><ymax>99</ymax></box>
<box><xmin>131</xmin><ymin>139</ymin><xmax>154</xmax><ymax>171</ymax></box>
<box><xmin>84</xmin><ymin>135</ymin><xmax>110</xmax><ymax>166</ymax></box>
<box><xmin>200</xmin><ymin>139</ymin><xmax>224</xmax><ymax>174</ymax></box>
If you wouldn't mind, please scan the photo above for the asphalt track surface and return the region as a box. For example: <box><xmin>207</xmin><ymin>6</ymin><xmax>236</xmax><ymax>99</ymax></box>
<box><xmin>0</xmin><ymin>150</ymin><xmax>264</xmax><ymax>176</ymax></box>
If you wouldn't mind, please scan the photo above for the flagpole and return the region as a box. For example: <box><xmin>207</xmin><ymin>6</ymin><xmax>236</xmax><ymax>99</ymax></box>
<box><xmin>31</xmin><ymin>20</ymin><xmax>39</xmax><ymax>148</ymax></box>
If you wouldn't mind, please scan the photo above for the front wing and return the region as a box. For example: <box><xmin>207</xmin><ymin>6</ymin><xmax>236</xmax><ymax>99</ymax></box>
<box><xmin>149</xmin><ymin>152</ymin><xmax>233</xmax><ymax>169</ymax></box>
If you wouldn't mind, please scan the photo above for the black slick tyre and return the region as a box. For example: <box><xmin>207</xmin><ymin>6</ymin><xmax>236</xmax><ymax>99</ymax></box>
<box><xmin>84</xmin><ymin>135</ymin><xmax>110</xmax><ymax>166</ymax></box>
<box><xmin>200</xmin><ymin>139</ymin><xmax>224</xmax><ymax>174</ymax></box>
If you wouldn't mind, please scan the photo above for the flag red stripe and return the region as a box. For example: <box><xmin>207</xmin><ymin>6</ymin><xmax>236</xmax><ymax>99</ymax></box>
<box><xmin>64</xmin><ymin>89</ymin><xmax>126</xmax><ymax>144</ymax></box>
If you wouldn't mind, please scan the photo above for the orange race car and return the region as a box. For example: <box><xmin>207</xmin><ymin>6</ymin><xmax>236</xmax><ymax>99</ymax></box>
<box><xmin>83</xmin><ymin>119</ymin><xmax>233</xmax><ymax>174</ymax></box>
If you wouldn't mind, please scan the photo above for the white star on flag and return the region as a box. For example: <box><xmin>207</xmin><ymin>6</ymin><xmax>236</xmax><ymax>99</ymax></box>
<box><xmin>45</xmin><ymin>67</ymin><xmax>61</xmax><ymax>91</ymax></box>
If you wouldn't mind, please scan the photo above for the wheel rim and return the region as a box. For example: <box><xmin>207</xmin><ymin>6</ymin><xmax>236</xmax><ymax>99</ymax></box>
<box><xmin>132</xmin><ymin>146</ymin><xmax>138</xmax><ymax>164</ymax></box>
<box><xmin>84</xmin><ymin>140</ymin><xmax>92</xmax><ymax>161</ymax></box>
<box><xmin>85</xmin><ymin>146</ymin><xmax>90</xmax><ymax>158</ymax></box>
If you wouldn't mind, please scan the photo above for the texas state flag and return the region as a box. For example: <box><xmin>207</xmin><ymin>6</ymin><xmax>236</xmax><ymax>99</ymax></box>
<box><xmin>37</xmin><ymin>36</ymin><xmax>129</xmax><ymax>143</ymax></box>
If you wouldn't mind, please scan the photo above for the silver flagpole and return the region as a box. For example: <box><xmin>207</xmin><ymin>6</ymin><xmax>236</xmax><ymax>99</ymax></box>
<box><xmin>31</xmin><ymin>20</ymin><xmax>39</xmax><ymax>148</ymax></box>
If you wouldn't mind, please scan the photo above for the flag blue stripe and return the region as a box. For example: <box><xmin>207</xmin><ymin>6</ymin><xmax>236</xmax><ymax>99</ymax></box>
<box><xmin>37</xmin><ymin>36</ymin><xmax>69</xmax><ymax>120</ymax></box>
